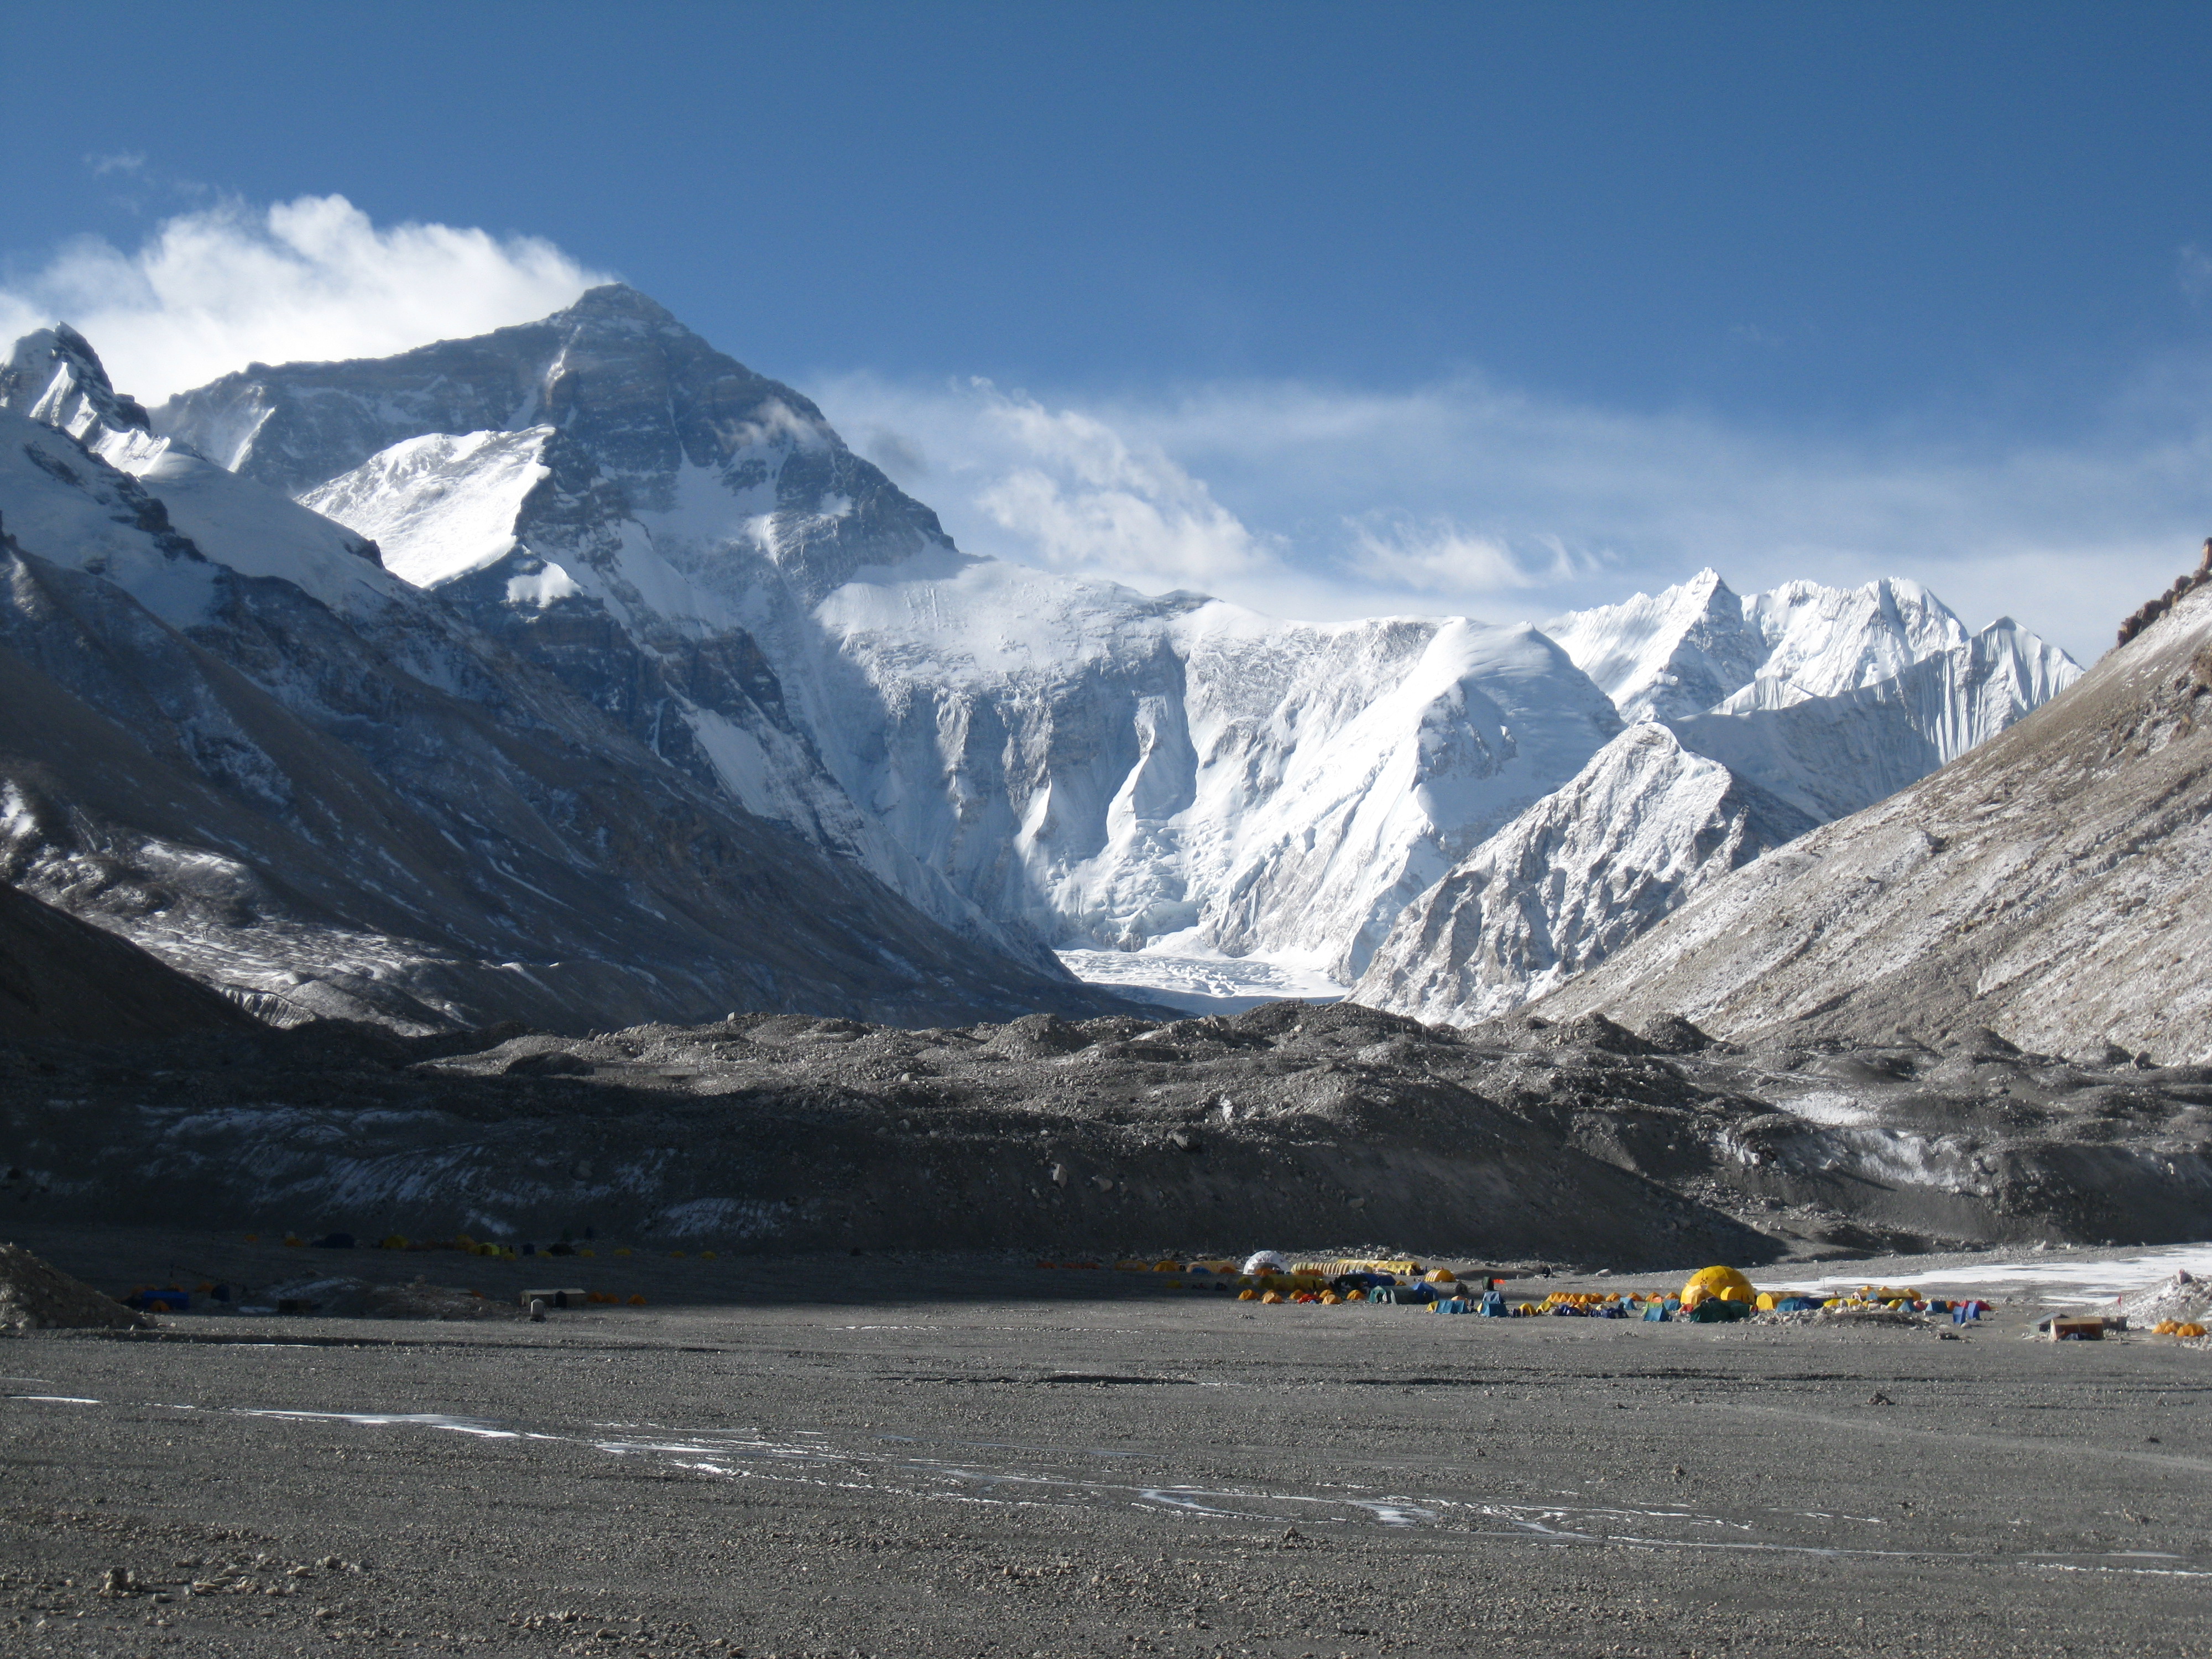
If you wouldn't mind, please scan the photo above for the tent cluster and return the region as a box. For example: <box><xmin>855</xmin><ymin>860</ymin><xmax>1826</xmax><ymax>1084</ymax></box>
<box><xmin>1033</xmin><ymin>1258</ymin><xmax>2001</xmax><ymax>1324</ymax></box>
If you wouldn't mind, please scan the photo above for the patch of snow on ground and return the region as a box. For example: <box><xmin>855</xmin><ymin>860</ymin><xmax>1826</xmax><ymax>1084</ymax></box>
<box><xmin>1058</xmin><ymin>933</ymin><xmax>1345</xmax><ymax>1015</ymax></box>
<box><xmin>1771</xmin><ymin>1090</ymin><xmax>1879</xmax><ymax>1126</ymax></box>
<box><xmin>1771</xmin><ymin>1242</ymin><xmax>2212</xmax><ymax>1306</ymax></box>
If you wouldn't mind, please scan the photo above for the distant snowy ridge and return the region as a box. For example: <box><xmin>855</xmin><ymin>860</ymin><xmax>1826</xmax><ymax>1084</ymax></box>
<box><xmin>1355</xmin><ymin>573</ymin><xmax>2079</xmax><ymax>1024</ymax></box>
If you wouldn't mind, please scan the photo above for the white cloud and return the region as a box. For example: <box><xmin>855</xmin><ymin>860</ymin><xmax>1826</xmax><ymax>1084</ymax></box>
<box><xmin>819</xmin><ymin>367</ymin><xmax>2212</xmax><ymax>664</ymax></box>
<box><xmin>854</xmin><ymin>379</ymin><xmax>1278</xmax><ymax>588</ymax></box>
<box><xmin>0</xmin><ymin>192</ymin><xmax>2186</xmax><ymax>665</ymax></box>
<box><xmin>1342</xmin><ymin>513</ymin><xmax>1588</xmax><ymax>592</ymax></box>
<box><xmin>0</xmin><ymin>194</ymin><xmax>609</xmax><ymax>404</ymax></box>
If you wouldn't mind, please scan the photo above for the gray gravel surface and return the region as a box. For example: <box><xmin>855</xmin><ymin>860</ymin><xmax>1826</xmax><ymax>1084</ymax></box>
<box><xmin>4</xmin><ymin>1256</ymin><xmax>2209</xmax><ymax>1657</ymax></box>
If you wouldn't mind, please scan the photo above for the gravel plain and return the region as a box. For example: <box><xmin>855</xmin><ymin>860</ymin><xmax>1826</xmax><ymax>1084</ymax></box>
<box><xmin>4</xmin><ymin>1239</ymin><xmax>2210</xmax><ymax>1658</ymax></box>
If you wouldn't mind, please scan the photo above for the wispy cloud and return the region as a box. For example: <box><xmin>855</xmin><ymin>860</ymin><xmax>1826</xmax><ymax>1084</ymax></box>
<box><xmin>2180</xmin><ymin>244</ymin><xmax>2212</xmax><ymax>306</ymax></box>
<box><xmin>85</xmin><ymin>152</ymin><xmax>147</xmax><ymax>178</ymax></box>
<box><xmin>820</xmin><ymin>367</ymin><xmax>2212</xmax><ymax>663</ymax></box>
<box><xmin>0</xmin><ymin>193</ymin><xmax>2189</xmax><ymax>664</ymax></box>
<box><xmin>1341</xmin><ymin>513</ymin><xmax>1589</xmax><ymax>593</ymax></box>
<box><xmin>0</xmin><ymin>194</ymin><xmax>609</xmax><ymax>404</ymax></box>
<box><xmin>848</xmin><ymin>378</ymin><xmax>1279</xmax><ymax>589</ymax></box>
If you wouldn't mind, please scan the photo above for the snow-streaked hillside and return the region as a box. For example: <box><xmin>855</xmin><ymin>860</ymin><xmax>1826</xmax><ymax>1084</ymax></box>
<box><xmin>1354</xmin><ymin>724</ymin><xmax>1819</xmax><ymax>1024</ymax></box>
<box><xmin>1530</xmin><ymin>580</ymin><xmax>2212</xmax><ymax>1060</ymax></box>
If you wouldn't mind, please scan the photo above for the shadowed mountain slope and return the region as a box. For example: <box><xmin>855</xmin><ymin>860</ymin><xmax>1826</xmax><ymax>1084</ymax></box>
<box><xmin>0</xmin><ymin>879</ymin><xmax>257</xmax><ymax>1043</ymax></box>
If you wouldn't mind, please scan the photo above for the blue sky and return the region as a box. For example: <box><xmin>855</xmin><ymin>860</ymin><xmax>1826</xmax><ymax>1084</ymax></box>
<box><xmin>6</xmin><ymin>2</ymin><xmax>2212</xmax><ymax>661</ymax></box>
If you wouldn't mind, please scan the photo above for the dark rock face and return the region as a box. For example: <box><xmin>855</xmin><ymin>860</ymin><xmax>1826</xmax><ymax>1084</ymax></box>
<box><xmin>6</xmin><ymin>998</ymin><xmax>2201</xmax><ymax>1260</ymax></box>
<box><xmin>2117</xmin><ymin>538</ymin><xmax>2212</xmax><ymax>648</ymax></box>
<box><xmin>0</xmin><ymin>881</ymin><xmax>254</xmax><ymax>1043</ymax></box>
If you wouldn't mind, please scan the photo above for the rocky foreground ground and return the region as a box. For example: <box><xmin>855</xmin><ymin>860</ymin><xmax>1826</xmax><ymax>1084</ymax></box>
<box><xmin>5</xmin><ymin>999</ymin><xmax>2210</xmax><ymax>1264</ymax></box>
<box><xmin>1</xmin><ymin>1251</ymin><xmax>2208</xmax><ymax>1659</ymax></box>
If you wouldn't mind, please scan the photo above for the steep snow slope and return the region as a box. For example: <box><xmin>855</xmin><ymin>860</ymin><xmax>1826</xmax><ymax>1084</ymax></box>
<box><xmin>0</xmin><ymin>340</ymin><xmax>1139</xmax><ymax>1030</ymax></box>
<box><xmin>1531</xmin><ymin>577</ymin><xmax>2212</xmax><ymax>1060</ymax></box>
<box><xmin>808</xmin><ymin>557</ymin><xmax>1620</xmax><ymax>979</ymax></box>
<box><xmin>164</xmin><ymin>288</ymin><xmax>1623</xmax><ymax>981</ymax></box>
<box><xmin>1358</xmin><ymin>582</ymin><xmax>2079</xmax><ymax>1026</ymax></box>
<box><xmin>2</xmin><ymin>326</ymin><xmax>406</xmax><ymax>624</ymax></box>
<box><xmin>1354</xmin><ymin>725</ymin><xmax>1818</xmax><ymax>1024</ymax></box>
<box><xmin>1541</xmin><ymin>570</ymin><xmax>1772</xmax><ymax>722</ymax></box>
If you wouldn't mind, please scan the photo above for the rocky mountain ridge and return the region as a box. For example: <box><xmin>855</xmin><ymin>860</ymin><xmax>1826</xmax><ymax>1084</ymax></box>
<box><xmin>1525</xmin><ymin>573</ymin><xmax>2212</xmax><ymax>1061</ymax></box>
<box><xmin>0</xmin><ymin>330</ymin><xmax>1135</xmax><ymax>1031</ymax></box>
<box><xmin>1355</xmin><ymin>575</ymin><xmax>2078</xmax><ymax>1025</ymax></box>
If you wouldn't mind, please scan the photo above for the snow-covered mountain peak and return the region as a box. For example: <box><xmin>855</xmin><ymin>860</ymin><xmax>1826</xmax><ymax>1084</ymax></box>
<box><xmin>1356</xmin><ymin>589</ymin><xmax>2082</xmax><ymax>1027</ymax></box>
<box><xmin>1738</xmin><ymin>575</ymin><xmax>1969</xmax><ymax>706</ymax></box>
<box><xmin>1</xmin><ymin>325</ymin><xmax>153</xmax><ymax>451</ymax></box>
<box><xmin>141</xmin><ymin>296</ymin><xmax>2081</xmax><ymax>1018</ymax></box>
<box><xmin>0</xmin><ymin>326</ymin><xmax>419</xmax><ymax>627</ymax></box>
<box><xmin>1548</xmin><ymin>569</ymin><xmax>1989</xmax><ymax>724</ymax></box>
<box><xmin>158</xmin><ymin>283</ymin><xmax>953</xmax><ymax>606</ymax></box>
<box><xmin>1543</xmin><ymin>567</ymin><xmax>1763</xmax><ymax>722</ymax></box>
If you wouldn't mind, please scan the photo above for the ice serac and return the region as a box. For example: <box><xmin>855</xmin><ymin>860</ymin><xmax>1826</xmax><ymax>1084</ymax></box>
<box><xmin>1531</xmin><ymin>576</ymin><xmax>2212</xmax><ymax>1060</ymax></box>
<box><xmin>0</xmin><ymin>349</ymin><xmax>1142</xmax><ymax>1029</ymax></box>
<box><xmin>1353</xmin><ymin>724</ymin><xmax>1818</xmax><ymax>1025</ymax></box>
<box><xmin>1358</xmin><ymin>573</ymin><xmax>2079</xmax><ymax>1026</ymax></box>
<box><xmin>163</xmin><ymin>287</ymin><xmax>1624</xmax><ymax>982</ymax></box>
<box><xmin>811</xmin><ymin>564</ymin><xmax>1621</xmax><ymax>982</ymax></box>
